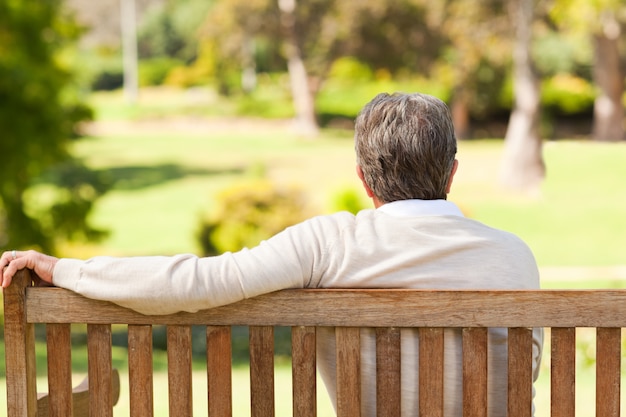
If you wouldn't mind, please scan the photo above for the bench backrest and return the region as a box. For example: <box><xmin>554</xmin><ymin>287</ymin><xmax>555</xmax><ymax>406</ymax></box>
<box><xmin>4</xmin><ymin>269</ymin><xmax>626</xmax><ymax>416</ymax></box>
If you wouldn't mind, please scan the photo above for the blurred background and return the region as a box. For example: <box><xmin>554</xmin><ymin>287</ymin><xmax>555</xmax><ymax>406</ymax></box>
<box><xmin>2</xmin><ymin>0</ymin><xmax>626</xmax><ymax>283</ymax></box>
<box><xmin>1</xmin><ymin>1</ymin><xmax>626</xmax><ymax>414</ymax></box>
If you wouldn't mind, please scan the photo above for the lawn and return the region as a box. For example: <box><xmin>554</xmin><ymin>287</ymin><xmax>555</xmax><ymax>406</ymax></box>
<box><xmin>62</xmin><ymin>115</ymin><xmax>626</xmax><ymax>274</ymax></box>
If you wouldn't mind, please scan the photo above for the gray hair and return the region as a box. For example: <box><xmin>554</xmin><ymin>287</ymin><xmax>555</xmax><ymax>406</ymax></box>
<box><xmin>355</xmin><ymin>92</ymin><xmax>457</xmax><ymax>202</ymax></box>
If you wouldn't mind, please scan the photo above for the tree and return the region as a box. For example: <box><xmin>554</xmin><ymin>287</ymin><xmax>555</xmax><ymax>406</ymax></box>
<box><xmin>199</xmin><ymin>0</ymin><xmax>444</xmax><ymax>136</ymax></box>
<box><xmin>550</xmin><ymin>0</ymin><xmax>625</xmax><ymax>141</ymax></box>
<box><xmin>591</xmin><ymin>9</ymin><xmax>623</xmax><ymax>141</ymax></box>
<box><xmin>435</xmin><ymin>0</ymin><xmax>511</xmax><ymax>139</ymax></box>
<box><xmin>0</xmin><ymin>1</ymin><xmax>101</xmax><ymax>253</ymax></box>
<box><xmin>278</xmin><ymin>0</ymin><xmax>319</xmax><ymax>136</ymax></box>
<box><xmin>500</xmin><ymin>0</ymin><xmax>545</xmax><ymax>192</ymax></box>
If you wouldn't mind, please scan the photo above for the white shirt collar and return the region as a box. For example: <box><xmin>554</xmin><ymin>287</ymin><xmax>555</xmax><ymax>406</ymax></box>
<box><xmin>377</xmin><ymin>199</ymin><xmax>464</xmax><ymax>218</ymax></box>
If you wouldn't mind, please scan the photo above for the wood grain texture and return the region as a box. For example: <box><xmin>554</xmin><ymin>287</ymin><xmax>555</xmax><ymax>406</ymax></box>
<box><xmin>207</xmin><ymin>326</ymin><xmax>233</xmax><ymax>417</ymax></box>
<box><xmin>375</xmin><ymin>327</ymin><xmax>401</xmax><ymax>417</ymax></box>
<box><xmin>25</xmin><ymin>288</ymin><xmax>626</xmax><ymax>327</ymax></box>
<box><xmin>128</xmin><ymin>324</ymin><xmax>154</xmax><ymax>417</ymax></box>
<box><xmin>595</xmin><ymin>327</ymin><xmax>621</xmax><ymax>417</ymax></box>
<box><xmin>336</xmin><ymin>327</ymin><xmax>361</xmax><ymax>417</ymax></box>
<box><xmin>418</xmin><ymin>327</ymin><xmax>444</xmax><ymax>417</ymax></box>
<box><xmin>87</xmin><ymin>324</ymin><xmax>113</xmax><ymax>417</ymax></box>
<box><xmin>291</xmin><ymin>326</ymin><xmax>316</xmax><ymax>417</ymax></box>
<box><xmin>249</xmin><ymin>326</ymin><xmax>275</xmax><ymax>417</ymax></box>
<box><xmin>10</xmin><ymin>272</ymin><xmax>626</xmax><ymax>417</ymax></box>
<box><xmin>551</xmin><ymin>327</ymin><xmax>576</xmax><ymax>417</ymax></box>
<box><xmin>462</xmin><ymin>327</ymin><xmax>488</xmax><ymax>417</ymax></box>
<box><xmin>45</xmin><ymin>324</ymin><xmax>73</xmax><ymax>417</ymax></box>
<box><xmin>3</xmin><ymin>270</ymin><xmax>38</xmax><ymax>417</ymax></box>
<box><xmin>507</xmin><ymin>328</ymin><xmax>533</xmax><ymax>417</ymax></box>
<box><xmin>37</xmin><ymin>370</ymin><xmax>120</xmax><ymax>417</ymax></box>
<box><xmin>167</xmin><ymin>325</ymin><xmax>193</xmax><ymax>417</ymax></box>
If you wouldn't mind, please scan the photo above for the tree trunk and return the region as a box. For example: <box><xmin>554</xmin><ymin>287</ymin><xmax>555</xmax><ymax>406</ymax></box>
<box><xmin>451</xmin><ymin>86</ymin><xmax>471</xmax><ymax>140</ymax></box>
<box><xmin>592</xmin><ymin>11</ymin><xmax>624</xmax><ymax>142</ymax></box>
<box><xmin>241</xmin><ymin>37</ymin><xmax>257</xmax><ymax>94</ymax></box>
<box><xmin>120</xmin><ymin>0</ymin><xmax>138</xmax><ymax>104</ymax></box>
<box><xmin>500</xmin><ymin>0</ymin><xmax>544</xmax><ymax>192</ymax></box>
<box><xmin>278</xmin><ymin>0</ymin><xmax>319</xmax><ymax>137</ymax></box>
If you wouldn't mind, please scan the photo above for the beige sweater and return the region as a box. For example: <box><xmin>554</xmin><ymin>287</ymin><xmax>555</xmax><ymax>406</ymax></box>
<box><xmin>54</xmin><ymin>200</ymin><xmax>543</xmax><ymax>416</ymax></box>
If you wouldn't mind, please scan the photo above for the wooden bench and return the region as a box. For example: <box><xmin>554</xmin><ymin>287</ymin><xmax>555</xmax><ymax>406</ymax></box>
<box><xmin>3</xmin><ymin>268</ymin><xmax>626</xmax><ymax>416</ymax></box>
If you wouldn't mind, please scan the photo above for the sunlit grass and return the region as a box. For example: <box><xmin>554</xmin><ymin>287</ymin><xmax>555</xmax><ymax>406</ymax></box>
<box><xmin>68</xmin><ymin>117</ymin><xmax>626</xmax><ymax>268</ymax></box>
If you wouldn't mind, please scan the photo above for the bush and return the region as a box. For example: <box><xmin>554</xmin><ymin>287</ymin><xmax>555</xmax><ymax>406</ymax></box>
<box><xmin>197</xmin><ymin>180</ymin><xmax>311</xmax><ymax>255</ymax></box>
<box><xmin>327</xmin><ymin>56</ymin><xmax>375</xmax><ymax>82</ymax></box>
<box><xmin>542</xmin><ymin>73</ymin><xmax>595</xmax><ymax>116</ymax></box>
<box><xmin>139</xmin><ymin>57</ymin><xmax>185</xmax><ymax>86</ymax></box>
<box><xmin>91</xmin><ymin>70</ymin><xmax>124</xmax><ymax>91</ymax></box>
<box><xmin>329</xmin><ymin>187</ymin><xmax>368</xmax><ymax>214</ymax></box>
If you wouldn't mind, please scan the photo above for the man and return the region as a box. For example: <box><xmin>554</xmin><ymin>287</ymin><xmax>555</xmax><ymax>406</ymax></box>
<box><xmin>2</xmin><ymin>92</ymin><xmax>542</xmax><ymax>416</ymax></box>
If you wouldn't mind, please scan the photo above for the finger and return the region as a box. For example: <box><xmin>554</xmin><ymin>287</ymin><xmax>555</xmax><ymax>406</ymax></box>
<box><xmin>1</xmin><ymin>251</ymin><xmax>15</xmax><ymax>288</ymax></box>
<box><xmin>0</xmin><ymin>250</ymin><xmax>15</xmax><ymax>270</ymax></box>
<box><xmin>1</xmin><ymin>256</ymin><xmax>27</xmax><ymax>288</ymax></box>
<box><xmin>20</xmin><ymin>250</ymin><xmax>58</xmax><ymax>285</ymax></box>
<box><xmin>1</xmin><ymin>250</ymin><xmax>58</xmax><ymax>288</ymax></box>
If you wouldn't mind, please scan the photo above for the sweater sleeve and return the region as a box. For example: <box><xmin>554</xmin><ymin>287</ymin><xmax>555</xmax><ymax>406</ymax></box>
<box><xmin>52</xmin><ymin>215</ymin><xmax>339</xmax><ymax>315</ymax></box>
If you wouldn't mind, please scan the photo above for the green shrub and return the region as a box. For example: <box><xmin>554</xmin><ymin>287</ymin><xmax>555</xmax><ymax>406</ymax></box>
<box><xmin>542</xmin><ymin>73</ymin><xmax>595</xmax><ymax>115</ymax></box>
<box><xmin>329</xmin><ymin>187</ymin><xmax>368</xmax><ymax>214</ymax></box>
<box><xmin>139</xmin><ymin>57</ymin><xmax>185</xmax><ymax>86</ymax></box>
<box><xmin>327</xmin><ymin>56</ymin><xmax>375</xmax><ymax>82</ymax></box>
<box><xmin>197</xmin><ymin>180</ymin><xmax>310</xmax><ymax>255</ymax></box>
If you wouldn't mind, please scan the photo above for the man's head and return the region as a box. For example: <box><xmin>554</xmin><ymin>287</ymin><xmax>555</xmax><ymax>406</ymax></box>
<box><xmin>355</xmin><ymin>92</ymin><xmax>458</xmax><ymax>204</ymax></box>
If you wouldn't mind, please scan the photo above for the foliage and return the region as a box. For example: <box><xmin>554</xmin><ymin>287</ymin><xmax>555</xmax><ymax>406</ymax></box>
<box><xmin>533</xmin><ymin>29</ymin><xmax>592</xmax><ymax>78</ymax></box>
<box><xmin>541</xmin><ymin>74</ymin><xmax>595</xmax><ymax>115</ymax></box>
<box><xmin>137</xmin><ymin>0</ymin><xmax>214</xmax><ymax>62</ymax></box>
<box><xmin>197</xmin><ymin>180</ymin><xmax>310</xmax><ymax>256</ymax></box>
<box><xmin>316</xmin><ymin>70</ymin><xmax>451</xmax><ymax>122</ymax></box>
<box><xmin>329</xmin><ymin>188</ymin><xmax>367</xmax><ymax>214</ymax></box>
<box><xmin>326</xmin><ymin>57</ymin><xmax>375</xmax><ymax>82</ymax></box>
<box><xmin>162</xmin><ymin>40</ymin><xmax>222</xmax><ymax>88</ymax></box>
<box><xmin>138</xmin><ymin>57</ymin><xmax>185</xmax><ymax>86</ymax></box>
<box><xmin>197</xmin><ymin>0</ymin><xmax>446</xmax><ymax>96</ymax></box>
<box><xmin>71</xmin><ymin>94</ymin><xmax>626</xmax><ymax>266</ymax></box>
<box><xmin>0</xmin><ymin>1</ymin><xmax>104</xmax><ymax>252</ymax></box>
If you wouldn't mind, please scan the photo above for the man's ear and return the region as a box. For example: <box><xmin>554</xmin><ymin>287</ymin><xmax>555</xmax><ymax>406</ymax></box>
<box><xmin>446</xmin><ymin>159</ymin><xmax>459</xmax><ymax>194</ymax></box>
<box><xmin>356</xmin><ymin>165</ymin><xmax>375</xmax><ymax>198</ymax></box>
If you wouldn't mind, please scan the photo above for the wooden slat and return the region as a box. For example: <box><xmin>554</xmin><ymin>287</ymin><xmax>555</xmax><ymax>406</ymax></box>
<box><xmin>419</xmin><ymin>327</ymin><xmax>444</xmax><ymax>417</ymax></box>
<box><xmin>11</xmin><ymin>274</ymin><xmax>626</xmax><ymax>417</ymax></box>
<box><xmin>37</xmin><ymin>370</ymin><xmax>121</xmax><ymax>417</ymax></box>
<box><xmin>376</xmin><ymin>327</ymin><xmax>401</xmax><ymax>417</ymax></box>
<box><xmin>462</xmin><ymin>327</ymin><xmax>487</xmax><ymax>417</ymax></box>
<box><xmin>336</xmin><ymin>327</ymin><xmax>361</xmax><ymax>417</ymax></box>
<box><xmin>551</xmin><ymin>327</ymin><xmax>576</xmax><ymax>417</ymax></box>
<box><xmin>596</xmin><ymin>328</ymin><xmax>621</xmax><ymax>417</ymax></box>
<box><xmin>167</xmin><ymin>325</ymin><xmax>193</xmax><ymax>417</ymax></box>
<box><xmin>128</xmin><ymin>325</ymin><xmax>154</xmax><ymax>417</ymax></box>
<box><xmin>292</xmin><ymin>326</ymin><xmax>316</xmax><ymax>417</ymax></box>
<box><xmin>207</xmin><ymin>326</ymin><xmax>233</xmax><ymax>417</ymax></box>
<box><xmin>46</xmin><ymin>324</ymin><xmax>73</xmax><ymax>417</ymax></box>
<box><xmin>249</xmin><ymin>326</ymin><xmax>275</xmax><ymax>417</ymax></box>
<box><xmin>3</xmin><ymin>269</ymin><xmax>38</xmax><ymax>417</ymax></box>
<box><xmin>87</xmin><ymin>324</ymin><xmax>113</xmax><ymax>417</ymax></box>
<box><xmin>507</xmin><ymin>328</ymin><xmax>533</xmax><ymax>417</ymax></box>
<box><xmin>26</xmin><ymin>288</ymin><xmax>626</xmax><ymax>328</ymax></box>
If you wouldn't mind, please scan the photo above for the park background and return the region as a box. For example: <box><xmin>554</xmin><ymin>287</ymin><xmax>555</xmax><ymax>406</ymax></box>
<box><xmin>1</xmin><ymin>0</ymin><xmax>626</xmax><ymax>415</ymax></box>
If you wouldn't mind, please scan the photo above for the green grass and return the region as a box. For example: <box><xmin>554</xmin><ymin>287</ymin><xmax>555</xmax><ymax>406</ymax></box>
<box><xmin>65</xmin><ymin>115</ymin><xmax>626</xmax><ymax>270</ymax></box>
<box><xmin>456</xmin><ymin>140</ymin><xmax>626</xmax><ymax>267</ymax></box>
